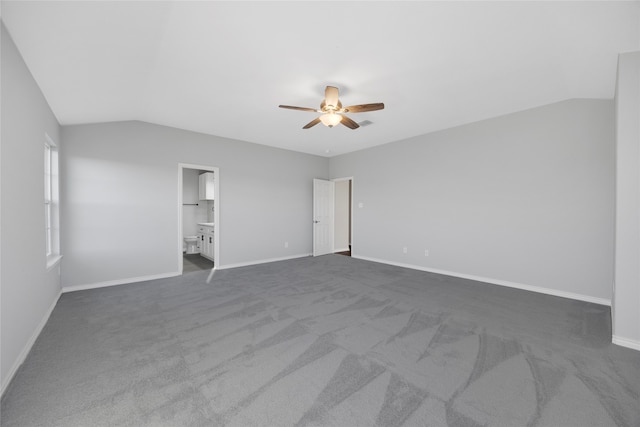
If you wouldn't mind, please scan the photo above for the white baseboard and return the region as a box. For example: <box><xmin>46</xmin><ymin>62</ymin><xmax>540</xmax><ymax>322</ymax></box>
<box><xmin>62</xmin><ymin>271</ymin><xmax>181</xmax><ymax>293</ymax></box>
<box><xmin>612</xmin><ymin>335</ymin><xmax>640</xmax><ymax>351</ymax></box>
<box><xmin>62</xmin><ymin>254</ymin><xmax>313</xmax><ymax>291</ymax></box>
<box><xmin>218</xmin><ymin>253</ymin><xmax>312</xmax><ymax>270</ymax></box>
<box><xmin>352</xmin><ymin>255</ymin><xmax>612</xmax><ymax>307</ymax></box>
<box><xmin>1</xmin><ymin>289</ymin><xmax>62</xmax><ymax>397</ymax></box>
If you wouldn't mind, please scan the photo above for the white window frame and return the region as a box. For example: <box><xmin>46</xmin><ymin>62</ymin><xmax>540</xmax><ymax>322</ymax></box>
<box><xmin>45</xmin><ymin>134</ymin><xmax>61</xmax><ymax>269</ymax></box>
<box><xmin>45</xmin><ymin>142</ymin><xmax>52</xmax><ymax>256</ymax></box>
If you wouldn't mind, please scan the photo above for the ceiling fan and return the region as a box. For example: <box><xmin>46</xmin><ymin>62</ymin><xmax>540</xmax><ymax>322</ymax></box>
<box><xmin>279</xmin><ymin>86</ymin><xmax>384</xmax><ymax>130</ymax></box>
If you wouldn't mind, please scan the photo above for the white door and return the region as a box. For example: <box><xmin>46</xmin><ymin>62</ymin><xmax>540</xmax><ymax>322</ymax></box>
<box><xmin>313</xmin><ymin>179</ymin><xmax>335</xmax><ymax>256</ymax></box>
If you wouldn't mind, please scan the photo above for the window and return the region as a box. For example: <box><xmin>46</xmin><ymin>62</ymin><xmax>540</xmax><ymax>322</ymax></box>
<box><xmin>45</xmin><ymin>135</ymin><xmax>60</xmax><ymax>266</ymax></box>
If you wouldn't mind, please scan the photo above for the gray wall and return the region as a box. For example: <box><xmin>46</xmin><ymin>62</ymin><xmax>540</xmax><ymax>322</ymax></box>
<box><xmin>330</xmin><ymin>99</ymin><xmax>615</xmax><ymax>303</ymax></box>
<box><xmin>614</xmin><ymin>51</ymin><xmax>640</xmax><ymax>349</ymax></box>
<box><xmin>60</xmin><ymin>121</ymin><xmax>328</xmax><ymax>288</ymax></box>
<box><xmin>1</xmin><ymin>24</ymin><xmax>62</xmax><ymax>392</ymax></box>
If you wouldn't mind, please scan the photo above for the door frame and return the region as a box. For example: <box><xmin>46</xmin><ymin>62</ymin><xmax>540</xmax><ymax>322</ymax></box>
<box><xmin>332</xmin><ymin>176</ymin><xmax>354</xmax><ymax>255</ymax></box>
<box><xmin>178</xmin><ymin>163</ymin><xmax>220</xmax><ymax>273</ymax></box>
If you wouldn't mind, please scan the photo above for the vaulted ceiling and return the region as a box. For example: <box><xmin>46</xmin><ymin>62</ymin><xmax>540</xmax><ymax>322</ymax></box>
<box><xmin>2</xmin><ymin>1</ymin><xmax>639</xmax><ymax>157</ymax></box>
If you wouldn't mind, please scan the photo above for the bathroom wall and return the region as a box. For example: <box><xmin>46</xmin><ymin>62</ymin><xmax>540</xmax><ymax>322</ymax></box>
<box><xmin>182</xmin><ymin>168</ymin><xmax>208</xmax><ymax>246</ymax></box>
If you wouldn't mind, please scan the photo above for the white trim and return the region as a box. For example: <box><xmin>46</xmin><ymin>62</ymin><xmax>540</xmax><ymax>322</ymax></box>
<box><xmin>353</xmin><ymin>255</ymin><xmax>612</xmax><ymax>306</ymax></box>
<box><xmin>1</xmin><ymin>289</ymin><xmax>62</xmax><ymax>397</ymax></box>
<box><xmin>44</xmin><ymin>132</ymin><xmax>57</xmax><ymax>148</ymax></box>
<box><xmin>46</xmin><ymin>254</ymin><xmax>63</xmax><ymax>271</ymax></box>
<box><xmin>62</xmin><ymin>271</ymin><xmax>180</xmax><ymax>293</ymax></box>
<box><xmin>612</xmin><ymin>335</ymin><xmax>640</xmax><ymax>351</ymax></box>
<box><xmin>63</xmin><ymin>254</ymin><xmax>310</xmax><ymax>292</ymax></box>
<box><xmin>218</xmin><ymin>253</ymin><xmax>312</xmax><ymax>270</ymax></box>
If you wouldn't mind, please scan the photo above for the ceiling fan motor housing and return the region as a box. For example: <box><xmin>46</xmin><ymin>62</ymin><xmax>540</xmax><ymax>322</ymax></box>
<box><xmin>320</xmin><ymin>100</ymin><xmax>342</xmax><ymax>112</ymax></box>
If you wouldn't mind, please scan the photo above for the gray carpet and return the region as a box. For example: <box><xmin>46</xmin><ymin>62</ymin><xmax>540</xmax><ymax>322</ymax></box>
<box><xmin>183</xmin><ymin>253</ymin><xmax>214</xmax><ymax>274</ymax></box>
<box><xmin>2</xmin><ymin>255</ymin><xmax>639</xmax><ymax>426</ymax></box>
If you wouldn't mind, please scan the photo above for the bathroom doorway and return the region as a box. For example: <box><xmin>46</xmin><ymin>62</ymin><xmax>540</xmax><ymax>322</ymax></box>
<box><xmin>178</xmin><ymin>163</ymin><xmax>219</xmax><ymax>274</ymax></box>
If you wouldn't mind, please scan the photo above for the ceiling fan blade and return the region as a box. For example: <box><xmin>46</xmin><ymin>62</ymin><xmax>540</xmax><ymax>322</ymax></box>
<box><xmin>279</xmin><ymin>105</ymin><xmax>319</xmax><ymax>113</ymax></box>
<box><xmin>302</xmin><ymin>117</ymin><xmax>321</xmax><ymax>129</ymax></box>
<box><xmin>324</xmin><ymin>86</ymin><xmax>340</xmax><ymax>109</ymax></box>
<box><xmin>343</xmin><ymin>103</ymin><xmax>385</xmax><ymax>113</ymax></box>
<box><xmin>340</xmin><ymin>115</ymin><xmax>360</xmax><ymax>130</ymax></box>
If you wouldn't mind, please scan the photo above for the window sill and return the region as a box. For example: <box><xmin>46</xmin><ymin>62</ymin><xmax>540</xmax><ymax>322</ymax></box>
<box><xmin>46</xmin><ymin>254</ymin><xmax>63</xmax><ymax>271</ymax></box>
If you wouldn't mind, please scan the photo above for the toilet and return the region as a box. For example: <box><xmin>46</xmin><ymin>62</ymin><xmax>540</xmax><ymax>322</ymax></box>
<box><xmin>184</xmin><ymin>236</ymin><xmax>199</xmax><ymax>254</ymax></box>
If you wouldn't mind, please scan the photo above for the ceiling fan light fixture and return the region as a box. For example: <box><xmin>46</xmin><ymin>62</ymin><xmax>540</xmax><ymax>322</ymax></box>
<box><xmin>279</xmin><ymin>86</ymin><xmax>383</xmax><ymax>130</ymax></box>
<box><xmin>320</xmin><ymin>112</ymin><xmax>342</xmax><ymax>128</ymax></box>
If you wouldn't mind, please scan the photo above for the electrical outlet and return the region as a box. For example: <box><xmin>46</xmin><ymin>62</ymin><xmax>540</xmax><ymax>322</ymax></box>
<box><xmin>425</xmin><ymin>250</ymin><xmax>429</xmax><ymax>257</ymax></box>
<box><xmin>403</xmin><ymin>247</ymin><xmax>408</xmax><ymax>254</ymax></box>
<box><xmin>284</xmin><ymin>242</ymin><xmax>289</xmax><ymax>248</ymax></box>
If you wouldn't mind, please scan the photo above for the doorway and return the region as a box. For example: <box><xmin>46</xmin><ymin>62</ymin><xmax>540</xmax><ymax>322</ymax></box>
<box><xmin>178</xmin><ymin>163</ymin><xmax>220</xmax><ymax>274</ymax></box>
<box><xmin>333</xmin><ymin>177</ymin><xmax>352</xmax><ymax>256</ymax></box>
<box><xmin>312</xmin><ymin>177</ymin><xmax>353</xmax><ymax>257</ymax></box>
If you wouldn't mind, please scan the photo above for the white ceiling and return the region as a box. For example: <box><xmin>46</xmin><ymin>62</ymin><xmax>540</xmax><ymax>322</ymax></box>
<box><xmin>2</xmin><ymin>1</ymin><xmax>639</xmax><ymax>157</ymax></box>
